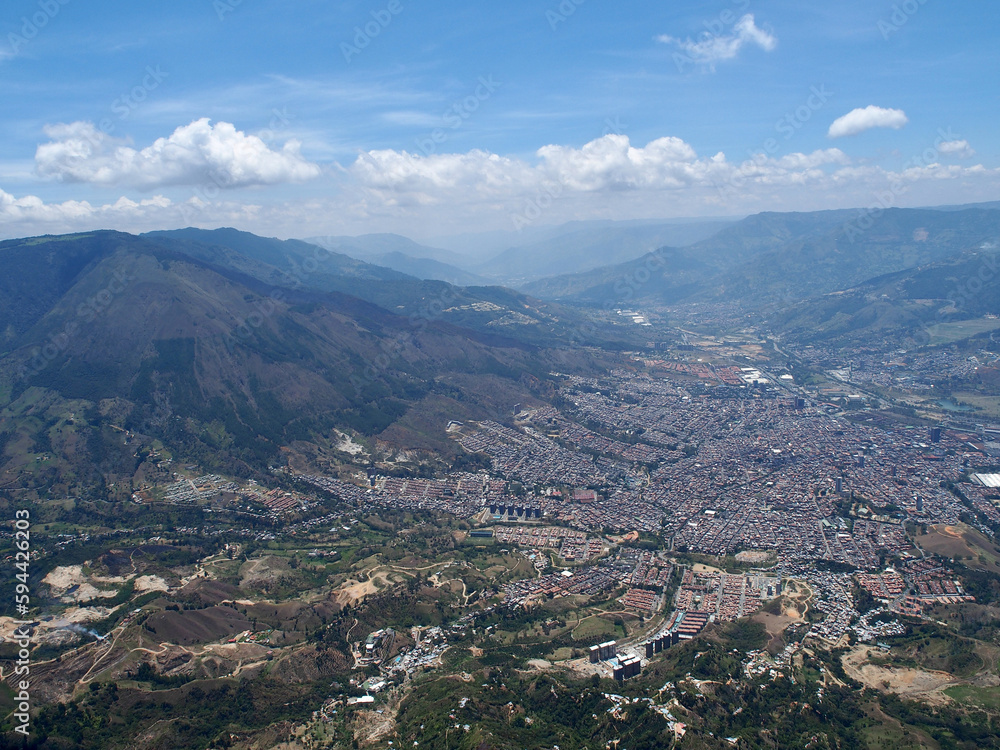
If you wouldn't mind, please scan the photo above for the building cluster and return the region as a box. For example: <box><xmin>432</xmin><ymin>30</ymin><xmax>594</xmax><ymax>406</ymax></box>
<box><xmin>855</xmin><ymin>571</ymin><xmax>906</xmax><ymax>600</ymax></box>
<box><xmin>299</xmin><ymin>473</ymin><xmax>496</xmax><ymax>518</ymax></box>
<box><xmin>620</xmin><ymin>588</ymin><xmax>658</xmax><ymax>612</ymax></box>
<box><xmin>589</xmin><ymin>640</ymin><xmax>618</xmax><ymax>662</ymax></box>
<box><xmin>662</xmin><ymin>610</ymin><xmax>711</xmax><ymax>640</ymax></box>
<box><xmin>586</xmin><ymin>640</ymin><xmax>644</xmax><ymax>683</ymax></box>
<box><xmin>257</xmin><ymin>487</ymin><xmax>309</xmax><ymax>514</ymax></box>
<box><xmin>960</xmin><ymin>484</ymin><xmax>1000</xmax><ymax>526</ymax></box>
<box><xmin>152</xmin><ymin>474</ymin><xmax>238</xmax><ymax>505</ymax></box>
<box><xmin>903</xmin><ymin>559</ymin><xmax>972</xmax><ymax>603</ymax></box>
<box><xmin>359</xmin><ymin>628</ymin><xmax>396</xmax><ymax>666</ymax></box>
<box><xmin>799</xmin><ymin>570</ymin><xmax>857</xmax><ymax>643</ymax></box>
<box><xmin>458</xmin><ymin>420</ymin><xmax>609</xmax><ymax>487</ymax></box>
<box><xmin>643</xmin><ymin>631</ymin><xmax>680</xmax><ymax>657</ymax></box>
<box><xmin>501</xmin><ymin>568</ymin><xmax>619</xmax><ymax>608</ymax></box>
<box><xmin>672</xmin><ymin>568</ymin><xmax>776</xmax><ymax>623</ymax></box>
<box><xmin>797</xmin><ymin>349</ymin><xmax>999</xmax><ymax>395</ymax></box>
<box><xmin>610</xmin><ymin>548</ymin><xmax>672</xmax><ymax>589</ymax></box>
<box><xmin>560</xmin><ymin>535</ymin><xmax>604</xmax><ymax>562</ymax></box>
<box><xmin>492</xmin><ymin>525</ymin><xmax>585</xmax><ymax>549</ymax></box>
<box><xmin>499</xmin><ymin>545</ymin><xmax>676</xmax><ymax>609</ymax></box>
<box><xmin>852</xmin><ymin>608</ymin><xmax>907</xmax><ymax>642</ymax></box>
<box><xmin>384</xmin><ymin>626</ymin><xmax>455</xmax><ymax>677</ymax></box>
<box><xmin>490</xmin><ymin>525</ymin><xmax>603</xmax><ymax>561</ymax></box>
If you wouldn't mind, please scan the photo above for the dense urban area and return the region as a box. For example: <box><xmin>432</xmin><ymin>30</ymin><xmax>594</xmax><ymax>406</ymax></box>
<box><xmin>7</xmin><ymin>312</ymin><xmax>1000</xmax><ymax>749</ymax></box>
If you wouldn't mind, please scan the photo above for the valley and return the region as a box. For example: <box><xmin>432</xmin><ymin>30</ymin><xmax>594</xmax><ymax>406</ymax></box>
<box><xmin>3</xmin><ymin>211</ymin><xmax>1000</xmax><ymax>748</ymax></box>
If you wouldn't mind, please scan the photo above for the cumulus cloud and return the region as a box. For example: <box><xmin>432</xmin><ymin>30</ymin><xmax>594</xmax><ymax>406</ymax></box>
<box><xmin>7</xmin><ymin>133</ymin><xmax>1000</xmax><ymax>239</ymax></box>
<box><xmin>35</xmin><ymin>118</ymin><xmax>321</xmax><ymax>189</ymax></box>
<box><xmin>347</xmin><ymin>134</ymin><xmax>853</xmax><ymax>203</ymax></box>
<box><xmin>657</xmin><ymin>14</ymin><xmax>777</xmax><ymax>69</ymax></box>
<box><xmin>335</xmin><ymin>134</ymin><xmax>1000</xmax><ymax>235</ymax></box>
<box><xmin>938</xmin><ymin>139</ymin><xmax>976</xmax><ymax>159</ymax></box>
<box><xmin>0</xmin><ymin>186</ymin><xmax>282</xmax><ymax>238</ymax></box>
<box><xmin>0</xmin><ymin>187</ymin><xmax>172</xmax><ymax>226</ymax></box>
<box><xmin>827</xmin><ymin>106</ymin><xmax>909</xmax><ymax>138</ymax></box>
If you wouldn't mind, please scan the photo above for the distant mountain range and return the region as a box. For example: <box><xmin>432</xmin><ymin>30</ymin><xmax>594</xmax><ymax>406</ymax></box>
<box><xmin>306</xmin><ymin>219</ymin><xmax>735</xmax><ymax>287</ymax></box>
<box><xmin>521</xmin><ymin>207</ymin><xmax>1000</xmax><ymax>322</ymax></box>
<box><xmin>766</xmin><ymin>242</ymin><xmax>1000</xmax><ymax>346</ymax></box>
<box><xmin>303</xmin><ymin>233</ymin><xmax>487</xmax><ymax>286</ymax></box>
<box><xmin>472</xmin><ymin>220</ymin><xmax>734</xmax><ymax>286</ymax></box>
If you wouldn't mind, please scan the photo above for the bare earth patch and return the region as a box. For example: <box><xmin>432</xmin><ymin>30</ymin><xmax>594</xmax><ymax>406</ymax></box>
<box><xmin>526</xmin><ymin>659</ymin><xmax>552</xmax><ymax>670</ymax></box>
<box><xmin>334</xmin><ymin>570</ymin><xmax>397</xmax><ymax>605</ymax></box>
<box><xmin>842</xmin><ymin>646</ymin><xmax>958</xmax><ymax>705</ymax></box>
<box><xmin>43</xmin><ymin>565</ymin><xmax>127</xmax><ymax>602</ymax></box>
<box><xmin>134</xmin><ymin>575</ymin><xmax>170</xmax><ymax>592</ymax></box>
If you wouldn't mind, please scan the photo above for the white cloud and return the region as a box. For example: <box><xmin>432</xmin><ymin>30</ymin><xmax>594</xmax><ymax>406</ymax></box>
<box><xmin>0</xmin><ymin>188</ymin><xmax>172</xmax><ymax>225</ymax></box>
<box><xmin>657</xmin><ymin>14</ymin><xmax>777</xmax><ymax>69</ymax></box>
<box><xmin>0</xmin><ymin>186</ymin><xmax>279</xmax><ymax>239</ymax></box>
<box><xmin>35</xmin><ymin>119</ymin><xmax>322</xmax><ymax>189</ymax></box>
<box><xmin>938</xmin><ymin>139</ymin><xmax>976</xmax><ymax>159</ymax></box>
<box><xmin>6</xmin><ymin>134</ymin><xmax>1000</xmax><ymax>239</ymax></box>
<box><xmin>827</xmin><ymin>106</ymin><xmax>909</xmax><ymax>138</ymax></box>
<box><xmin>347</xmin><ymin>135</ymin><xmax>851</xmax><ymax>202</ymax></box>
<box><xmin>336</xmin><ymin>135</ymin><xmax>1000</xmax><ymax>235</ymax></box>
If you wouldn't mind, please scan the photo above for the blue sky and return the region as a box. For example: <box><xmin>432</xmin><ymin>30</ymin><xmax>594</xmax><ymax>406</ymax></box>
<box><xmin>1</xmin><ymin>0</ymin><xmax>997</xmax><ymax>242</ymax></box>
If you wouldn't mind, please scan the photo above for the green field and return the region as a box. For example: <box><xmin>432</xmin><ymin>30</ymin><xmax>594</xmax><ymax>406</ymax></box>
<box><xmin>948</xmin><ymin>392</ymin><xmax>1000</xmax><ymax>419</ymax></box>
<box><xmin>944</xmin><ymin>684</ymin><xmax>1000</xmax><ymax>709</ymax></box>
<box><xmin>571</xmin><ymin>615</ymin><xmax>616</xmax><ymax>640</ymax></box>
<box><xmin>926</xmin><ymin>317</ymin><xmax>1000</xmax><ymax>345</ymax></box>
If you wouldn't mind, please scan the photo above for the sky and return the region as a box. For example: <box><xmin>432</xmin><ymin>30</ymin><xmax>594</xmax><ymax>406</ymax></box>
<box><xmin>0</xmin><ymin>0</ymin><xmax>998</xmax><ymax>244</ymax></box>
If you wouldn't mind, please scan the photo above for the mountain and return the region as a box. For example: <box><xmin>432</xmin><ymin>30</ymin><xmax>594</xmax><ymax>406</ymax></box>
<box><xmin>473</xmin><ymin>219</ymin><xmax>734</xmax><ymax>286</ymax></box>
<box><xmin>523</xmin><ymin>207</ymin><xmax>1000</xmax><ymax>312</ymax></box>
<box><xmin>767</xmin><ymin>243</ymin><xmax>1000</xmax><ymax>347</ymax></box>
<box><xmin>0</xmin><ymin>231</ymin><xmax>601</xmax><ymax>498</ymax></box>
<box><xmin>146</xmin><ymin>228</ymin><xmax>640</xmax><ymax>350</ymax></box>
<box><xmin>519</xmin><ymin>210</ymin><xmax>851</xmax><ymax>304</ymax></box>
<box><xmin>360</xmin><ymin>251</ymin><xmax>487</xmax><ymax>286</ymax></box>
<box><xmin>305</xmin><ymin>233</ymin><xmax>471</xmax><ymax>268</ymax></box>
<box><xmin>427</xmin><ymin>216</ymin><xmax>739</xmax><ymax>258</ymax></box>
<box><xmin>699</xmin><ymin>207</ymin><xmax>1000</xmax><ymax>308</ymax></box>
<box><xmin>299</xmin><ymin>220</ymin><xmax>734</xmax><ymax>288</ymax></box>
<box><xmin>304</xmin><ymin>234</ymin><xmax>487</xmax><ymax>286</ymax></box>
<box><xmin>145</xmin><ymin>227</ymin><xmax>415</xmax><ymax>283</ymax></box>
